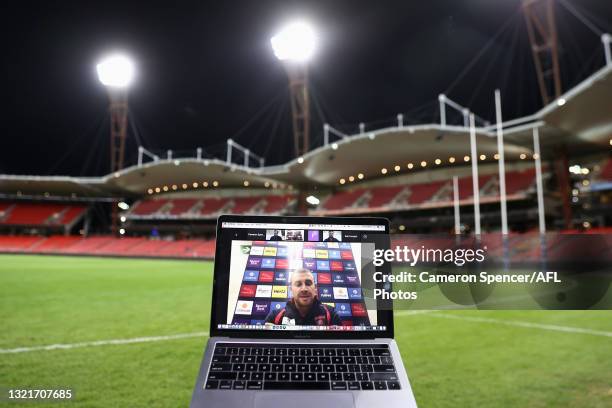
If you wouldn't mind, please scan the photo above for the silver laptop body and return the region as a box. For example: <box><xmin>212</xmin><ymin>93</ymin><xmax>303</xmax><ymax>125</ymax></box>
<box><xmin>190</xmin><ymin>215</ymin><xmax>418</xmax><ymax>408</ymax></box>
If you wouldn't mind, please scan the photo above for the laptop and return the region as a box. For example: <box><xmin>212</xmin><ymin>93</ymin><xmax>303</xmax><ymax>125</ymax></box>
<box><xmin>190</xmin><ymin>215</ymin><xmax>418</xmax><ymax>408</ymax></box>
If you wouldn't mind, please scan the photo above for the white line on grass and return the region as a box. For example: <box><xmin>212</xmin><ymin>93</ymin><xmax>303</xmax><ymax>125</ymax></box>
<box><xmin>427</xmin><ymin>313</ymin><xmax>612</xmax><ymax>338</ymax></box>
<box><xmin>0</xmin><ymin>331</ymin><xmax>209</xmax><ymax>354</ymax></box>
<box><xmin>0</xmin><ymin>312</ymin><xmax>431</xmax><ymax>354</ymax></box>
<box><xmin>395</xmin><ymin>310</ymin><xmax>436</xmax><ymax>316</ymax></box>
<box><xmin>5</xmin><ymin>311</ymin><xmax>611</xmax><ymax>354</ymax></box>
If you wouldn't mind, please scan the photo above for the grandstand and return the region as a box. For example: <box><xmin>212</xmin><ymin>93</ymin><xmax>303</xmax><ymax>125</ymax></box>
<box><xmin>0</xmin><ymin>3</ymin><xmax>610</xmax><ymax>260</ymax></box>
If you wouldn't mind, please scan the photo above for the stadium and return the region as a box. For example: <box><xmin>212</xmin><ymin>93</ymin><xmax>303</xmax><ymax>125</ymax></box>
<box><xmin>1</xmin><ymin>1</ymin><xmax>612</xmax><ymax>407</ymax></box>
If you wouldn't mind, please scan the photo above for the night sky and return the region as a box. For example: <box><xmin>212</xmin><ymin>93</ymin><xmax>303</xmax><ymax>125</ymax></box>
<box><xmin>2</xmin><ymin>0</ymin><xmax>611</xmax><ymax>177</ymax></box>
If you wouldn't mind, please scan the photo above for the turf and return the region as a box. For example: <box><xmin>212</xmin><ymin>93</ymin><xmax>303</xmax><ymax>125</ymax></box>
<box><xmin>1</xmin><ymin>255</ymin><xmax>611</xmax><ymax>407</ymax></box>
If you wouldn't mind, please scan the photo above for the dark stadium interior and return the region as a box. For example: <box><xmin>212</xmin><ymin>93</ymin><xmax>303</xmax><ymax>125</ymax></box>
<box><xmin>1</xmin><ymin>0</ymin><xmax>611</xmax><ymax>257</ymax></box>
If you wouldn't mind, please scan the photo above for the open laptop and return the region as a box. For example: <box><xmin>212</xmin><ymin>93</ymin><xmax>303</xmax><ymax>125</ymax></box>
<box><xmin>190</xmin><ymin>215</ymin><xmax>418</xmax><ymax>408</ymax></box>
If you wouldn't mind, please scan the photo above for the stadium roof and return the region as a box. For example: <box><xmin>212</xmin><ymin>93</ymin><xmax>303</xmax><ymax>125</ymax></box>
<box><xmin>504</xmin><ymin>64</ymin><xmax>612</xmax><ymax>153</ymax></box>
<box><xmin>1</xmin><ymin>64</ymin><xmax>610</xmax><ymax>199</ymax></box>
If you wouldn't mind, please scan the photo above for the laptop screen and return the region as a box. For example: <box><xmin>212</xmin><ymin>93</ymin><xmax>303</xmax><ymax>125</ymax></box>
<box><xmin>213</xmin><ymin>217</ymin><xmax>389</xmax><ymax>334</ymax></box>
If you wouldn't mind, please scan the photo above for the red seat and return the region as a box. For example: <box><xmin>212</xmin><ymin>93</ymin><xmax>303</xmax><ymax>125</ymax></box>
<box><xmin>407</xmin><ymin>181</ymin><xmax>447</xmax><ymax>204</ymax></box>
<box><xmin>322</xmin><ymin>189</ymin><xmax>366</xmax><ymax>210</ymax></box>
<box><xmin>168</xmin><ymin>199</ymin><xmax>199</xmax><ymax>216</ymax></box>
<box><xmin>2</xmin><ymin>203</ymin><xmax>68</xmax><ymax>225</ymax></box>
<box><xmin>131</xmin><ymin>199</ymin><xmax>169</xmax><ymax>215</ymax></box>
<box><xmin>199</xmin><ymin>198</ymin><xmax>230</xmax><ymax>216</ymax></box>
<box><xmin>261</xmin><ymin>195</ymin><xmax>295</xmax><ymax>214</ymax></box>
<box><xmin>368</xmin><ymin>186</ymin><xmax>405</xmax><ymax>208</ymax></box>
<box><xmin>231</xmin><ymin>197</ymin><xmax>262</xmax><ymax>214</ymax></box>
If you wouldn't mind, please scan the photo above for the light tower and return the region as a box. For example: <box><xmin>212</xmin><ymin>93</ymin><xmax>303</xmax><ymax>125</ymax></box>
<box><xmin>271</xmin><ymin>21</ymin><xmax>316</xmax><ymax>158</ymax></box>
<box><xmin>522</xmin><ymin>0</ymin><xmax>561</xmax><ymax>106</ymax></box>
<box><xmin>97</xmin><ymin>53</ymin><xmax>135</xmax><ymax>234</ymax></box>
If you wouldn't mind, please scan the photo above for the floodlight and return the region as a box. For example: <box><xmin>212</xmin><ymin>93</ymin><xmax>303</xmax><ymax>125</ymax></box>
<box><xmin>306</xmin><ymin>195</ymin><xmax>320</xmax><ymax>205</ymax></box>
<box><xmin>97</xmin><ymin>54</ymin><xmax>135</xmax><ymax>88</ymax></box>
<box><xmin>271</xmin><ymin>22</ymin><xmax>316</xmax><ymax>62</ymax></box>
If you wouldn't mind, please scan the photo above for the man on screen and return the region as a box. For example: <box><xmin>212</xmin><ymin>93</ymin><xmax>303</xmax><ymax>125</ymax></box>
<box><xmin>269</xmin><ymin>230</ymin><xmax>283</xmax><ymax>241</ymax></box>
<box><xmin>323</xmin><ymin>231</ymin><xmax>339</xmax><ymax>242</ymax></box>
<box><xmin>265</xmin><ymin>268</ymin><xmax>342</xmax><ymax>326</ymax></box>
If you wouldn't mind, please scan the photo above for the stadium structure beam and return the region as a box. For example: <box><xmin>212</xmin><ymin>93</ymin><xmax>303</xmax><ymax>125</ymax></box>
<box><xmin>137</xmin><ymin>146</ymin><xmax>159</xmax><ymax>166</ymax></box>
<box><xmin>439</xmin><ymin>94</ymin><xmax>488</xmax><ymax>128</ymax></box>
<box><xmin>453</xmin><ymin>176</ymin><xmax>460</xmax><ymax>235</ymax></box>
<box><xmin>603</xmin><ymin>34</ymin><xmax>612</xmax><ymax>66</ymax></box>
<box><xmin>104</xmin><ymin>85</ymin><xmax>129</xmax><ymax>236</ymax></box>
<box><xmin>287</xmin><ymin>64</ymin><xmax>310</xmax><ymax>158</ymax></box>
<box><xmin>226</xmin><ymin>139</ymin><xmax>265</xmax><ymax>168</ymax></box>
<box><xmin>108</xmin><ymin>92</ymin><xmax>128</xmax><ymax>175</ymax></box>
<box><xmin>554</xmin><ymin>147</ymin><xmax>573</xmax><ymax>229</ymax></box>
<box><xmin>495</xmin><ymin>90</ymin><xmax>508</xmax><ymax>235</ymax></box>
<box><xmin>469</xmin><ymin>113</ymin><xmax>481</xmax><ymax>236</ymax></box>
<box><xmin>522</xmin><ymin>0</ymin><xmax>562</xmax><ymax>106</ymax></box>
<box><xmin>97</xmin><ymin>54</ymin><xmax>134</xmax><ymax>235</ymax></box>
<box><xmin>532</xmin><ymin>127</ymin><xmax>546</xmax><ymax>234</ymax></box>
<box><xmin>271</xmin><ymin>22</ymin><xmax>316</xmax><ymax>158</ymax></box>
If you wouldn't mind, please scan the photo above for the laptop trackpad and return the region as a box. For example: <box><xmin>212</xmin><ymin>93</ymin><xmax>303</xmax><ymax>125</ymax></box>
<box><xmin>254</xmin><ymin>392</ymin><xmax>354</xmax><ymax>408</ymax></box>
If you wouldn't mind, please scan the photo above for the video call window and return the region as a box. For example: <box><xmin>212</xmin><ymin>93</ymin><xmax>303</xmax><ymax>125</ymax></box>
<box><xmin>226</xmin><ymin>240</ymin><xmax>376</xmax><ymax>329</ymax></box>
<box><xmin>322</xmin><ymin>231</ymin><xmax>342</xmax><ymax>242</ymax></box>
<box><xmin>265</xmin><ymin>229</ymin><xmax>304</xmax><ymax>241</ymax></box>
<box><xmin>265</xmin><ymin>229</ymin><xmax>285</xmax><ymax>241</ymax></box>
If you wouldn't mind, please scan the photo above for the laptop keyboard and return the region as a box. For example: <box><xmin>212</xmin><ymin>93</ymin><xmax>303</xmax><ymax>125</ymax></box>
<box><xmin>205</xmin><ymin>343</ymin><xmax>401</xmax><ymax>391</ymax></box>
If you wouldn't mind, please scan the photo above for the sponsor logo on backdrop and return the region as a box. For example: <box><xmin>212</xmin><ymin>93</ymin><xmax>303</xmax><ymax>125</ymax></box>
<box><xmin>317</xmin><ymin>273</ymin><xmax>332</xmax><ymax>284</ymax></box>
<box><xmin>303</xmin><ymin>259</ymin><xmax>316</xmax><ymax>269</ymax></box>
<box><xmin>315</xmin><ymin>250</ymin><xmax>329</xmax><ymax>259</ymax></box>
<box><xmin>333</xmin><ymin>274</ymin><xmax>345</xmax><ymax>284</ymax></box>
<box><xmin>272</xmin><ymin>285</ymin><xmax>288</xmax><ymax>298</ymax></box>
<box><xmin>275</xmin><ymin>259</ymin><xmax>289</xmax><ymax>269</ymax></box>
<box><xmin>252</xmin><ymin>301</ymin><xmax>270</xmax><ymax>315</ymax></box>
<box><xmin>319</xmin><ymin>287</ymin><xmax>333</xmax><ymax>300</ymax></box>
<box><xmin>249</xmin><ymin>246</ymin><xmax>264</xmax><ymax>256</ymax></box>
<box><xmin>345</xmin><ymin>274</ymin><xmax>359</xmax><ymax>284</ymax></box>
<box><xmin>243</xmin><ymin>270</ymin><xmax>259</xmax><ymax>282</ymax></box>
<box><xmin>270</xmin><ymin>301</ymin><xmax>286</xmax><ymax>311</ymax></box>
<box><xmin>259</xmin><ymin>271</ymin><xmax>275</xmax><ymax>282</ymax></box>
<box><xmin>348</xmin><ymin>287</ymin><xmax>362</xmax><ymax>299</ymax></box>
<box><xmin>235</xmin><ymin>301</ymin><xmax>253</xmax><ymax>315</ymax></box>
<box><xmin>328</xmin><ymin>250</ymin><xmax>341</xmax><ymax>259</ymax></box>
<box><xmin>335</xmin><ymin>303</ymin><xmax>352</xmax><ymax>317</ymax></box>
<box><xmin>239</xmin><ymin>284</ymin><xmax>256</xmax><ymax>297</ymax></box>
<box><xmin>248</xmin><ymin>257</ymin><xmax>262</xmax><ymax>268</ymax></box>
<box><xmin>303</xmin><ymin>249</ymin><xmax>316</xmax><ymax>258</ymax></box>
<box><xmin>274</xmin><ymin>272</ymin><xmax>288</xmax><ymax>284</ymax></box>
<box><xmin>261</xmin><ymin>258</ymin><xmax>276</xmax><ymax>268</ymax></box>
<box><xmin>263</xmin><ymin>247</ymin><xmax>277</xmax><ymax>257</ymax></box>
<box><xmin>351</xmin><ymin>303</ymin><xmax>367</xmax><ymax>317</ymax></box>
<box><xmin>255</xmin><ymin>285</ymin><xmax>272</xmax><ymax>298</ymax></box>
<box><xmin>333</xmin><ymin>287</ymin><xmax>349</xmax><ymax>300</ymax></box>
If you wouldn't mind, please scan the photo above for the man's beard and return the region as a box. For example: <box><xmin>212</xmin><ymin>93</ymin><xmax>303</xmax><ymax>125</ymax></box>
<box><xmin>296</xmin><ymin>293</ymin><xmax>313</xmax><ymax>306</ymax></box>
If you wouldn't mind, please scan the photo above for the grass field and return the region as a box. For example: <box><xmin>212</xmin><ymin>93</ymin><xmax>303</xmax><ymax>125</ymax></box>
<box><xmin>1</xmin><ymin>254</ymin><xmax>611</xmax><ymax>407</ymax></box>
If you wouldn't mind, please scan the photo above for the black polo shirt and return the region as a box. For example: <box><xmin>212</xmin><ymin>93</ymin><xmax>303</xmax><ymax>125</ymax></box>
<box><xmin>264</xmin><ymin>298</ymin><xmax>342</xmax><ymax>326</ymax></box>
